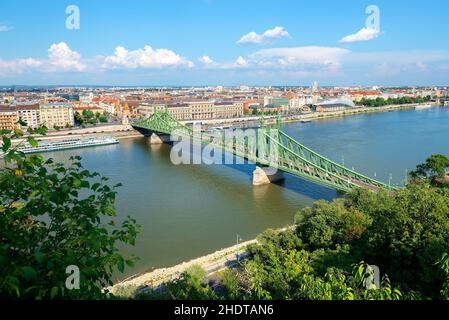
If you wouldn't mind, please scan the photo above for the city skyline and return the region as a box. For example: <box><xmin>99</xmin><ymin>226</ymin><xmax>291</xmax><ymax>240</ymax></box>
<box><xmin>1</xmin><ymin>0</ymin><xmax>449</xmax><ymax>86</ymax></box>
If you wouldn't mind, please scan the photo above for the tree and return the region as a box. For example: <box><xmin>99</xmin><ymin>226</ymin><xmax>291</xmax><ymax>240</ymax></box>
<box><xmin>354</xmin><ymin>184</ymin><xmax>449</xmax><ymax>296</ymax></box>
<box><xmin>82</xmin><ymin>109</ymin><xmax>94</xmax><ymax>119</ymax></box>
<box><xmin>0</xmin><ymin>123</ymin><xmax>141</xmax><ymax>299</ymax></box>
<box><xmin>437</xmin><ymin>253</ymin><xmax>449</xmax><ymax>299</ymax></box>
<box><xmin>99</xmin><ymin>115</ymin><xmax>108</xmax><ymax>123</ymax></box>
<box><xmin>74</xmin><ymin>111</ymin><xmax>84</xmax><ymax>125</ymax></box>
<box><xmin>295</xmin><ymin>199</ymin><xmax>372</xmax><ymax>250</ymax></box>
<box><xmin>410</xmin><ymin>154</ymin><xmax>449</xmax><ymax>181</ymax></box>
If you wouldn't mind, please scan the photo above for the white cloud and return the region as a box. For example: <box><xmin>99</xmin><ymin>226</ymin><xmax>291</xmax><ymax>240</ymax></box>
<box><xmin>340</xmin><ymin>27</ymin><xmax>380</xmax><ymax>43</ymax></box>
<box><xmin>345</xmin><ymin>50</ymin><xmax>449</xmax><ymax>77</ymax></box>
<box><xmin>0</xmin><ymin>42</ymin><xmax>85</xmax><ymax>76</ymax></box>
<box><xmin>0</xmin><ymin>25</ymin><xmax>12</xmax><ymax>32</ymax></box>
<box><xmin>102</xmin><ymin>45</ymin><xmax>193</xmax><ymax>69</ymax></box>
<box><xmin>0</xmin><ymin>58</ymin><xmax>42</xmax><ymax>76</ymax></box>
<box><xmin>235</xmin><ymin>56</ymin><xmax>247</xmax><ymax>66</ymax></box>
<box><xmin>250</xmin><ymin>46</ymin><xmax>350</xmax><ymax>70</ymax></box>
<box><xmin>347</xmin><ymin>50</ymin><xmax>449</xmax><ymax>67</ymax></box>
<box><xmin>416</xmin><ymin>61</ymin><xmax>428</xmax><ymax>72</ymax></box>
<box><xmin>237</xmin><ymin>26</ymin><xmax>290</xmax><ymax>45</ymax></box>
<box><xmin>48</xmin><ymin>42</ymin><xmax>86</xmax><ymax>71</ymax></box>
<box><xmin>199</xmin><ymin>55</ymin><xmax>214</xmax><ymax>65</ymax></box>
<box><xmin>197</xmin><ymin>55</ymin><xmax>248</xmax><ymax>69</ymax></box>
<box><xmin>195</xmin><ymin>47</ymin><xmax>348</xmax><ymax>76</ymax></box>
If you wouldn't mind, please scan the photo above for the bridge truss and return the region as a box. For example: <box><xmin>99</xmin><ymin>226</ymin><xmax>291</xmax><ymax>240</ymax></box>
<box><xmin>132</xmin><ymin>110</ymin><xmax>398</xmax><ymax>193</ymax></box>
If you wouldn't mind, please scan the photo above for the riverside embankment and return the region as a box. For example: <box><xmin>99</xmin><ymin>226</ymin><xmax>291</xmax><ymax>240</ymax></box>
<box><xmin>279</xmin><ymin>103</ymin><xmax>431</xmax><ymax>124</ymax></box>
<box><xmin>109</xmin><ymin>238</ymin><xmax>258</xmax><ymax>296</ymax></box>
<box><xmin>14</xmin><ymin>103</ymin><xmax>433</xmax><ymax>144</ymax></box>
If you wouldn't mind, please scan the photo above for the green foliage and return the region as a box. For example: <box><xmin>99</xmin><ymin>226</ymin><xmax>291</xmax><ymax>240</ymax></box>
<box><xmin>0</xmin><ymin>122</ymin><xmax>141</xmax><ymax>299</ymax></box>
<box><xmin>75</xmin><ymin>109</ymin><xmax>108</xmax><ymax>126</ymax></box>
<box><xmin>82</xmin><ymin>109</ymin><xmax>94</xmax><ymax>119</ymax></box>
<box><xmin>139</xmin><ymin>265</ymin><xmax>217</xmax><ymax>300</ymax></box>
<box><xmin>355</xmin><ymin>96</ymin><xmax>431</xmax><ymax>108</ymax></box>
<box><xmin>410</xmin><ymin>154</ymin><xmax>449</xmax><ymax>183</ymax></box>
<box><xmin>436</xmin><ymin>253</ymin><xmax>449</xmax><ymax>299</ymax></box>
<box><xmin>74</xmin><ymin>111</ymin><xmax>84</xmax><ymax>125</ymax></box>
<box><xmin>296</xmin><ymin>199</ymin><xmax>372</xmax><ymax>250</ymax></box>
<box><xmin>358</xmin><ymin>184</ymin><xmax>449</xmax><ymax>295</ymax></box>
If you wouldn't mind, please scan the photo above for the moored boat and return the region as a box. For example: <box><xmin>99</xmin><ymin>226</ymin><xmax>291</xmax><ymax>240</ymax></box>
<box><xmin>415</xmin><ymin>104</ymin><xmax>432</xmax><ymax>110</ymax></box>
<box><xmin>2</xmin><ymin>136</ymin><xmax>119</xmax><ymax>156</ymax></box>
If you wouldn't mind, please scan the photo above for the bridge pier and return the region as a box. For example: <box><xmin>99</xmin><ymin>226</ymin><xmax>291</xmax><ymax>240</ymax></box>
<box><xmin>252</xmin><ymin>166</ymin><xmax>285</xmax><ymax>186</ymax></box>
<box><xmin>149</xmin><ymin>133</ymin><xmax>171</xmax><ymax>144</ymax></box>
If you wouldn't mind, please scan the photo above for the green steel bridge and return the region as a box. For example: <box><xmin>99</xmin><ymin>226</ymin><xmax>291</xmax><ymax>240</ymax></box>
<box><xmin>132</xmin><ymin>110</ymin><xmax>398</xmax><ymax>193</ymax></box>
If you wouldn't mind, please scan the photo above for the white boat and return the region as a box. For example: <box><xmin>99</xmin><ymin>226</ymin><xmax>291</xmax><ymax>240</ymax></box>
<box><xmin>415</xmin><ymin>104</ymin><xmax>432</xmax><ymax>110</ymax></box>
<box><xmin>10</xmin><ymin>136</ymin><xmax>119</xmax><ymax>155</ymax></box>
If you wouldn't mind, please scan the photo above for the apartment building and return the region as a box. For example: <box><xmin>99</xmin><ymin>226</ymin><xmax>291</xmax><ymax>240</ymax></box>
<box><xmin>213</xmin><ymin>102</ymin><xmax>244</xmax><ymax>118</ymax></box>
<box><xmin>188</xmin><ymin>101</ymin><xmax>215</xmax><ymax>120</ymax></box>
<box><xmin>168</xmin><ymin>103</ymin><xmax>191</xmax><ymax>120</ymax></box>
<box><xmin>0</xmin><ymin>105</ymin><xmax>18</xmax><ymax>131</ymax></box>
<box><xmin>136</xmin><ymin>103</ymin><xmax>167</xmax><ymax>118</ymax></box>
<box><xmin>40</xmin><ymin>103</ymin><xmax>75</xmax><ymax>128</ymax></box>
<box><xmin>137</xmin><ymin>100</ymin><xmax>244</xmax><ymax>121</ymax></box>
<box><xmin>16</xmin><ymin>103</ymin><xmax>41</xmax><ymax>129</ymax></box>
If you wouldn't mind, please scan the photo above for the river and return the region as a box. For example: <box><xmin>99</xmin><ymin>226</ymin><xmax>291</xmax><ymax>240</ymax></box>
<box><xmin>46</xmin><ymin>106</ymin><xmax>449</xmax><ymax>279</ymax></box>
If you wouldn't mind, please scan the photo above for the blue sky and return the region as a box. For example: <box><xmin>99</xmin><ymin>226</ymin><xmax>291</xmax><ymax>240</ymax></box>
<box><xmin>1</xmin><ymin>0</ymin><xmax>449</xmax><ymax>86</ymax></box>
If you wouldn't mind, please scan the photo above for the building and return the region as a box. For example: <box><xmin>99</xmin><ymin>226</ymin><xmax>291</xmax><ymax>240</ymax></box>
<box><xmin>348</xmin><ymin>91</ymin><xmax>381</xmax><ymax>102</ymax></box>
<box><xmin>188</xmin><ymin>101</ymin><xmax>215</xmax><ymax>119</ymax></box>
<box><xmin>311</xmin><ymin>81</ymin><xmax>319</xmax><ymax>93</ymax></box>
<box><xmin>168</xmin><ymin>103</ymin><xmax>191</xmax><ymax>120</ymax></box>
<box><xmin>40</xmin><ymin>103</ymin><xmax>75</xmax><ymax>129</ymax></box>
<box><xmin>137</xmin><ymin>102</ymin><xmax>191</xmax><ymax>121</ymax></box>
<box><xmin>213</xmin><ymin>101</ymin><xmax>244</xmax><ymax>118</ymax></box>
<box><xmin>79</xmin><ymin>92</ymin><xmax>94</xmax><ymax>103</ymax></box>
<box><xmin>312</xmin><ymin>98</ymin><xmax>355</xmax><ymax>112</ymax></box>
<box><xmin>250</xmin><ymin>104</ymin><xmax>280</xmax><ymax>114</ymax></box>
<box><xmin>263</xmin><ymin>96</ymin><xmax>289</xmax><ymax>108</ymax></box>
<box><xmin>15</xmin><ymin>103</ymin><xmax>41</xmax><ymax>129</ymax></box>
<box><xmin>0</xmin><ymin>105</ymin><xmax>18</xmax><ymax>130</ymax></box>
<box><xmin>136</xmin><ymin>99</ymin><xmax>244</xmax><ymax>121</ymax></box>
<box><xmin>98</xmin><ymin>103</ymin><xmax>116</xmax><ymax>114</ymax></box>
<box><xmin>243</xmin><ymin>99</ymin><xmax>261</xmax><ymax>113</ymax></box>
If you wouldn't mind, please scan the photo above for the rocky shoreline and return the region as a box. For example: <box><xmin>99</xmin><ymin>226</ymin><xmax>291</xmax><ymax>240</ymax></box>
<box><xmin>109</xmin><ymin>238</ymin><xmax>257</xmax><ymax>296</ymax></box>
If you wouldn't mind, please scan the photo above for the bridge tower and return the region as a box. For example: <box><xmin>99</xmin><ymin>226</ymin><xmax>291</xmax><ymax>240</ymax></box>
<box><xmin>252</xmin><ymin>113</ymin><xmax>285</xmax><ymax>186</ymax></box>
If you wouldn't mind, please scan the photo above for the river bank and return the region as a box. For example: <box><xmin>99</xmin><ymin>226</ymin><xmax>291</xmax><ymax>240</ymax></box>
<box><xmin>109</xmin><ymin>238</ymin><xmax>258</xmax><ymax>296</ymax></box>
<box><xmin>279</xmin><ymin>103</ymin><xmax>432</xmax><ymax>124</ymax></box>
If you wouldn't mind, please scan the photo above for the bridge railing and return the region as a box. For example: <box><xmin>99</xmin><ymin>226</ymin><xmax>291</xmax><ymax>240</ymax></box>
<box><xmin>276</xmin><ymin>130</ymin><xmax>395</xmax><ymax>190</ymax></box>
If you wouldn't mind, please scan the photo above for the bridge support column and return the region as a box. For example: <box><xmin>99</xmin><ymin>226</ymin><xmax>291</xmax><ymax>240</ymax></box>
<box><xmin>149</xmin><ymin>133</ymin><xmax>170</xmax><ymax>144</ymax></box>
<box><xmin>252</xmin><ymin>166</ymin><xmax>285</xmax><ymax>186</ymax></box>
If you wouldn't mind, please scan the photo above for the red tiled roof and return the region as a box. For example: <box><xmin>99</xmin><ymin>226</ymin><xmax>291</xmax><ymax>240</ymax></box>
<box><xmin>15</xmin><ymin>103</ymin><xmax>40</xmax><ymax>110</ymax></box>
